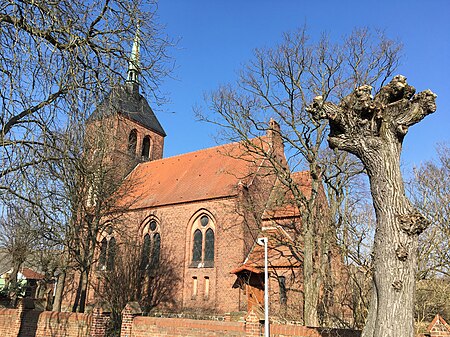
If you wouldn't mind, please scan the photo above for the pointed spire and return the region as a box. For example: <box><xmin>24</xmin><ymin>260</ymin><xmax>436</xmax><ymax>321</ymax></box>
<box><xmin>126</xmin><ymin>25</ymin><xmax>141</xmax><ymax>90</ymax></box>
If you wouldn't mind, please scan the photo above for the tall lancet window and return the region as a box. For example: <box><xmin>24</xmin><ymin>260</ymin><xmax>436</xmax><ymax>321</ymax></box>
<box><xmin>140</xmin><ymin>218</ymin><xmax>161</xmax><ymax>272</ymax></box>
<box><xmin>141</xmin><ymin>135</ymin><xmax>151</xmax><ymax>160</ymax></box>
<box><xmin>128</xmin><ymin>129</ymin><xmax>137</xmax><ymax>156</ymax></box>
<box><xmin>190</xmin><ymin>213</ymin><xmax>215</xmax><ymax>268</ymax></box>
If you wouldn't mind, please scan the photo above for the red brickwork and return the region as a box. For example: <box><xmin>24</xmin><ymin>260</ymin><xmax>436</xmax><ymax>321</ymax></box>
<box><xmin>270</xmin><ymin>324</ymin><xmax>360</xmax><ymax>337</ymax></box>
<box><xmin>0</xmin><ymin>308</ymin><xmax>20</xmax><ymax>337</ymax></box>
<box><xmin>110</xmin><ymin>197</ymin><xmax>251</xmax><ymax>313</ymax></box>
<box><xmin>0</xmin><ymin>299</ymin><xmax>111</xmax><ymax>337</ymax></box>
<box><xmin>130</xmin><ymin>316</ymin><xmax>246</xmax><ymax>337</ymax></box>
<box><xmin>0</xmin><ymin>300</ymin><xmax>364</xmax><ymax>337</ymax></box>
<box><xmin>427</xmin><ymin>314</ymin><xmax>450</xmax><ymax>337</ymax></box>
<box><xmin>19</xmin><ymin>311</ymin><xmax>91</xmax><ymax>337</ymax></box>
<box><xmin>90</xmin><ymin>305</ymin><xmax>111</xmax><ymax>337</ymax></box>
<box><xmin>120</xmin><ymin>303</ymin><xmax>359</xmax><ymax>337</ymax></box>
<box><xmin>121</xmin><ymin>302</ymin><xmax>142</xmax><ymax>337</ymax></box>
<box><xmin>245</xmin><ymin>310</ymin><xmax>262</xmax><ymax>337</ymax></box>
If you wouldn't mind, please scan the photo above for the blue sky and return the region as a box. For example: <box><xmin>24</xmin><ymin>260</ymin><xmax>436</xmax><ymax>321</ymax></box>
<box><xmin>154</xmin><ymin>0</ymin><xmax>449</xmax><ymax>171</ymax></box>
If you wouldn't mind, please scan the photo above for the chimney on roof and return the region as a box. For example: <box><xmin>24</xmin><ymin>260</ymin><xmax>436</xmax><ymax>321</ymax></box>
<box><xmin>267</xmin><ymin>119</ymin><xmax>285</xmax><ymax>164</ymax></box>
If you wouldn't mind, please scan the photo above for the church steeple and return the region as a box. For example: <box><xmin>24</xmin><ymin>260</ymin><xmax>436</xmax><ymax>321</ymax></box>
<box><xmin>126</xmin><ymin>26</ymin><xmax>140</xmax><ymax>93</ymax></box>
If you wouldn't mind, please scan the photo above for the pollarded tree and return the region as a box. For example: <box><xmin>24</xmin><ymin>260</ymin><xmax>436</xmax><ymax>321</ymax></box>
<box><xmin>308</xmin><ymin>75</ymin><xmax>437</xmax><ymax>337</ymax></box>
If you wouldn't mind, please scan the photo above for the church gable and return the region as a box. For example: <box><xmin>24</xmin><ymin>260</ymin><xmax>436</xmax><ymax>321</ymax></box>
<box><xmin>426</xmin><ymin>314</ymin><xmax>450</xmax><ymax>337</ymax></box>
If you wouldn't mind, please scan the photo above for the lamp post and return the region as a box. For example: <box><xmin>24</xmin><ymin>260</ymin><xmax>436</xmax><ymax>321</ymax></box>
<box><xmin>257</xmin><ymin>237</ymin><xmax>269</xmax><ymax>337</ymax></box>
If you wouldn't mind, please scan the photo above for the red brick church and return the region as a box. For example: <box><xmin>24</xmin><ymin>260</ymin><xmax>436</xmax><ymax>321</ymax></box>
<box><xmin>75</xmin><ymin>35</ymin><xmax>349</xmax><ymax>323</ymax></box>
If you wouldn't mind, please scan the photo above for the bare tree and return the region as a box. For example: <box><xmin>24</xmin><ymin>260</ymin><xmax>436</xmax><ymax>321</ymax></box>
<box><xmin>0</xmin><ymin>0</ymin><xmax>172</xmax><ymax>312</ymax></box>
<box><xmin>37</xmin><ymin>114</ymin><xmax>143</xmax><ymax>313</ymax></box>
<box><xmin>199</xmin><ymin>27</ymin><xmax>401</xmax><ymax>326</ymax></box>
<box><xmin>415</xmin><ymin>278</ymin><xmax>450</xmax><ymax>334</ymax></box>
<box><xmin>97</xmin><ymin>238</ymin><xmax>180</xmax><ymax>335</ymax></box>
<box><xmin>308</xmin><ymin>75</ymin><xmax>437</xmax><ymax>337</ymax></box>
<box><xmin>0</xmin><ymin>203</ymin><xmax>39</xmax><ymax>305</ymax></box>
<box><xmin>0</xmin><ymin>0</ymin><xmax>172</xmax><ymax>204</ymax></box>
<box><xmin>411</xmin><ymin>144</ymin><xmax>450</xmax><ymax>279</ymax></box>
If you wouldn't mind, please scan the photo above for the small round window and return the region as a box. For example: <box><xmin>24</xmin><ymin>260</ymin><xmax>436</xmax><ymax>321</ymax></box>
<box><xmin>200</xmin><ymin>215</ymin><xmax>209</xmax><ymax>227</ymax></box>
<box><xmin>149</xmin><ymin>220</ymin><xmax>157</xmax><ymax>231</ymax></box>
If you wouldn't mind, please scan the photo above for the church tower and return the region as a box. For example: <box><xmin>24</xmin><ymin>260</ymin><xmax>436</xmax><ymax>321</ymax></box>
<box><xmin>87</xmin><ymin>28</ymin><xmax>166</xmax><ymax>181</ymax></box>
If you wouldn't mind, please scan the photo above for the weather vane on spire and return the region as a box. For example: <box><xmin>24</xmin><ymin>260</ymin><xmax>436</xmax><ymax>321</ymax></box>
<box><xmin>126</xmin><ymin>24</ymin><xmax>141</xmax><ymax>91</ymax></box>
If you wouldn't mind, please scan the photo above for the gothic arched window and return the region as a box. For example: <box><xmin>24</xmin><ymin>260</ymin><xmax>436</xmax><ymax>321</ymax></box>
<box><xmin>140</xmin><ymin>234</ymin><xmax>151</xmax><ymax>271</ymax></box>
<box><xmin>98</xmin><ymin>227</ymin><xmax>116</xmax><ymax>271</ymax></box>
<box><xmin>141</xmin><ymin>135</ymin><xmax>151</xmax><ymax>160</ymax></box>
<box><xmin>140</xmin><ymin>218</ymin><xmax>161</xmax><ymax>271</ymax></box>
<box><xmin>106</xmin><ymin>237</ymin><xmax>116</xmax><ymax>271</ymax></box>
<box><xmin>99</xmin><ymin>238</ymin><xmax>108</xmax><ymax>268</ymax></box>
<box><xmin>204</xmin><ymin>229</ymin><xmax>214</xmax><ymax>263</ymax></box>
<box><xmin>151</xmin><ymin>233</ymin><xmax>161</xmax><ymax>266</ymax></box>
<box><xmin>190</xmin><ymin>213</ymin><xmax>215</xmax><ymax>268</ymax></box>
<box><xmin>128</xmin><ymin>129</ymin><xmax>137</xmax><ymax>155</ymax></box>
<box><xmin>192</xmin><ymin>230</ymin><xmax>203</xmax><ymax>263</ymax></box>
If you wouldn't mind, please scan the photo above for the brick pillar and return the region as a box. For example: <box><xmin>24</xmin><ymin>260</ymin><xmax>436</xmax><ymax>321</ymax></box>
<box><xmin>11</xmin><ymin>298</ymin><xmax>34</xmax><ymax>337</ymax></box>
<box><xmin>245</xmin><ymin>309</ymin><xmax>261</xmax><ymax>337</ymax></box>
<box><xmin>90</xmin><ymin>303</ymin><xmax>111</xmax><ymax>337</ymax></box>
<box><xmin>120</xmin><ymin>302</ymin><xmax>142</xmax><ymax>337</ymax></box>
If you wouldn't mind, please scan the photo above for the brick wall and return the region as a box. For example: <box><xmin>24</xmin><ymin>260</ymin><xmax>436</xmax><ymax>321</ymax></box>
<box><xmin>0</xmin><ymin>299</ymin><xmax>110</xmax><ymax>337</ymax></box>
<box><xmin>122</xmin><ymin>304</ymin><xmax>360</xmax><ymax>337</ymax></box>
<box><xmin>125</xmin><ymin>315</ymin><xmax>361</xmax><ymax>337</ymax></box>
<box><xmin>130</xmin><ymin>316</ymin><xmax>245</xmax><ymax>337</ymax></box>
<box><xmin>0</xmin><ymin>308</ymin><xmax>19</xmax><ymax>337</ymax></box>
<box><xmin>19</xmin><ymin>311</ymin><xmax>91</xmax><ymax>337</ymax></box>
<box><xmin>269</xmin><ymin>324</ymin><xmax>360</xmax><ymax>337</ymax></box>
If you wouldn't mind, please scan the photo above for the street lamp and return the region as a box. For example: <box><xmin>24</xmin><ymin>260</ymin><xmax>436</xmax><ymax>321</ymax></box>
<box><xmin>257</xmin><ymin>237</ymin><xmax>269</xmax><ymax>337</ymax></box>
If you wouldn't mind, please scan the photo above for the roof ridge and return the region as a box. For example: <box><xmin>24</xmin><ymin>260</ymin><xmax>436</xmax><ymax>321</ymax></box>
<box><xmin>136</xmin><ymin>135</ymin><xmax>269</xmax><ymax>167</ymax></box>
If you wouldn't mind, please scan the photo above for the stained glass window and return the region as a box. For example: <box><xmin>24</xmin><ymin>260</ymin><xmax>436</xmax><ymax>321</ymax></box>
<box><xmin>99</xmin><ymin>237</ymin><xmax>107</xmax><ymax>269</ymax></box>
<box><xmin>140</xmin><ymin>234</ymin><xmax>150</xmax><ymax>270</ymax></box>
<box><xmin>279</xmin><ymin>276</ymin><xmax>287</xmax><ymax>305</ymax></box>
<box><xmin>192</xmin><ymin>229</ymin><xmax>202</xmax><ymax>263</ymax></box>
<box><xmin>106</xmin><ymin>237</ymin><xmax>116</xmax><ymax>271</ymax></box>
<box><xmin>204</xmin><ymin>228</ymin><xmax>214</xmax><ymax>263</ymax></box>
<box><xmin>149</xmin><ymin>220</ymin><xmax>157</xmax><ymax>231</ymax></box>
<box><xmin>152</xmin><ymin>233</ymin><xmax>161</xmax><ymax>266</ymax></box>
<box><xmin>200</xmin><ymin>215</ymin><xmax>209</xmax><ymax>227</ymax></box>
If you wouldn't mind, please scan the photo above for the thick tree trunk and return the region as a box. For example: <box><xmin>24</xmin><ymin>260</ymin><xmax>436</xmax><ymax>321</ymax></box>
<box><xmin>360</xmin><ymin>142</ymin><xmax>418</xmax><ymax>337</ymax></box>
<box><xmin>52</xmin><ymin>270</ymin><xmax>66</xmax><ymax>312</ymax></box>
<box><xmin>78</xmin><ymin>268</ymin><xmax>89</xmax><ymax>312</ymax></box>
<box><xmin>8</xmin><ymin>260</ymin><xmax>23</xmax><ymax>307</ymax></box>
<box><xmin>307</xmin><ymin>75</ymin><xmax>436</xmax><ymax>337</ymax></box>
<box><xmin>303</xmin><ymin>225</ymin><xmax>319</xmax><ymax>326</ymax></box>
<box><xmin>72</xmin><ymin>268</ymin><xmax>89</xmax><ymax>312</ymax></box>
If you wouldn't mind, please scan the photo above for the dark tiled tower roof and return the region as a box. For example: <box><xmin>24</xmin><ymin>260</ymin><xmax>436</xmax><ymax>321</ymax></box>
<box><xmin>89</xmin><ymin>84</ymin><xmax>166</xmax><ymax>137</ymax></box>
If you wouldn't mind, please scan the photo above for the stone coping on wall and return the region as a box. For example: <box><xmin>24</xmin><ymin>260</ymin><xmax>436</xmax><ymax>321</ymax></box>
<box><xmin>148</xmin><ymin>310</ymin><xmax>247</xmax><ymax>322</ymax></box>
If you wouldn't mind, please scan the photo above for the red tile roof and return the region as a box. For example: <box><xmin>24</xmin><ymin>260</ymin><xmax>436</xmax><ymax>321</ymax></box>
<box><xmin>119</xmin><ymin>137</ymin><xmax>271</xmax><ymax>209</ymax></box>
<box><xmin>21</xmin><ymin>267</ymin><xmax>45</xmax><ymax>280</ymax></box>
<box><xmin>427</xmin><ymin>314</ymin><xmax>450</xmax><ymax>333</ymax></box>
<box><xmin>262</xmin><ymin>171</ymin><xmax>313</xmax><ymax>219</ymax></box>
<box><xmin>231</xmin><ymin>227</ymin><xmax>300</xmax><ymax>274</ymax></box>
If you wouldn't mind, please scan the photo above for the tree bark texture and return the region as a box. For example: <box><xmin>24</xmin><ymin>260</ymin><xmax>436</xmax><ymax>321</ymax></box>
<box><xmin>303</xmin><ymin>223</ymin><xmax>320</xmax><ymax>326</ymax></box>
<box><xmin>308</xmin><ymin>75</ymin><xmax>437</xmax><ymax>337</ymax></box>
<box><xmin>52</xmin><ymin>270</ymin><xmax>66</xmax><ymax>312</ymax></box>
